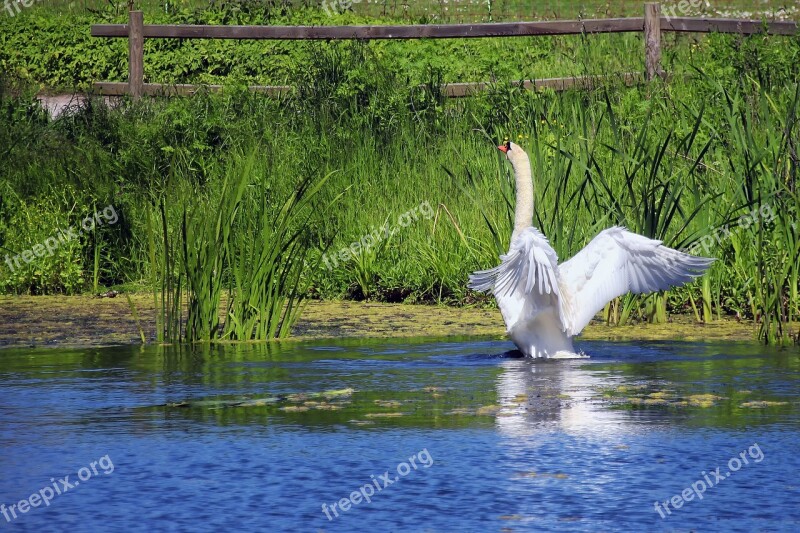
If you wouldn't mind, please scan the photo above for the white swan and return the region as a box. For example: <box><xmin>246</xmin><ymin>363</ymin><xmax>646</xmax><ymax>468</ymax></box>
<box><xmin>469</xmin><ymin>141</ymin><xmax>714</xmax><ymax>358</ymax></box>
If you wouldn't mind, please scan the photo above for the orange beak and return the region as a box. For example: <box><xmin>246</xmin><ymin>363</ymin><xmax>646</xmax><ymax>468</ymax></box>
<box><xmin>498</xmin><ymin>144</ymin><xmax>508</xmax><ymax>153</ymax></box>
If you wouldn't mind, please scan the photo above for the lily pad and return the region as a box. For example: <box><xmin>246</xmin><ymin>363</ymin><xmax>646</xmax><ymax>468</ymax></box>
<box><xmin>740</xmin><ymin>400</ymin><xmax>789</xmax><ymax>408</ymax></box>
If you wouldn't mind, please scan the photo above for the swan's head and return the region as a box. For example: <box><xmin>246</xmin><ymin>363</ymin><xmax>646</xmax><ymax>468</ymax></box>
<box><xmin>497</xmin><ymin>141</ymin><xmax>530</xmax><ymax>171</ymax></box>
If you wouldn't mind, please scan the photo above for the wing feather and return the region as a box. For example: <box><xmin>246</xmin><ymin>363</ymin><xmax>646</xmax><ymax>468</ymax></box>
<box><xmin>468</xmin><ymin>227</ymin><xmax>561</xmax><ymax>302</ymax></box>
<box><xmin>557</xmin><ymin>227</ymin><xmax>714</xmax><ymax>336</ymax></box>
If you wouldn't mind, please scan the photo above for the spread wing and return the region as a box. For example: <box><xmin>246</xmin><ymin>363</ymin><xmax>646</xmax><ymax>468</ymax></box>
<box><xmin>557</xmin><ymin>227</ymin><xmax>714</xmax><ymax>336</ymax></box>
<box><xmin>468</xmin><ymin>226</ymin><xmax>561</xmax><ymax>299</ymax></box>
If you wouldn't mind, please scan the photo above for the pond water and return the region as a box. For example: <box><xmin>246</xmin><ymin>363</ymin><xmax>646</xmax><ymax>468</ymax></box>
<box><xmin>0</xmin><ymin>338</ymin><xmax>798</xmax><ymax>532</ymax></box>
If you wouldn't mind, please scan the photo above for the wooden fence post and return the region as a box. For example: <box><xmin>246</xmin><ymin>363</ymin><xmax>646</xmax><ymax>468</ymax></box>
<box><xmin>128</xmin><ymin>10</ymin><xmax>144</xmax><ymax>98</ymax></box>
<box><xmin>644</xmin><ymin>2</ymin><xmax>662</xmax><ymax>80</ymax></box>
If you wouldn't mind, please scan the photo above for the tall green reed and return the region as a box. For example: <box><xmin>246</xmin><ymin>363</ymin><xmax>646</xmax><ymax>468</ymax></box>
<box><xmin>148</xmin><ymin>150</ymin><xmax>331</xmax><ymax>343</ymax></box>
<box><xmin>223</xmin><ymin>165</ymin><xmax>333</xmax><ymax>340</ymax></box>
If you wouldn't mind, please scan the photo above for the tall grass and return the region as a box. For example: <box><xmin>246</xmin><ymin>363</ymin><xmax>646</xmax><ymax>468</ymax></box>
<box><xmin>147</xmin><ymin>151</ymin><xmax>331</xmax><ymax>343</ymax></box>
<box><xmin>1</xmin><ymin>38</ymin><xmax>799</xmax><ymax>344</ymax></box>
<box><xmin>223</xmin><ymin>162</ymin><xmax>333</xmax><ymax>340</ymax></box>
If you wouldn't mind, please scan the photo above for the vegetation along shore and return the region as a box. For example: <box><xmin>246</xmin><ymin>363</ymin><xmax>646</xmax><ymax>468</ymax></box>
<box><xmin>1</xmin><ymin>1</ymin><xmax>798</xmax><ymax>345</ymax></box>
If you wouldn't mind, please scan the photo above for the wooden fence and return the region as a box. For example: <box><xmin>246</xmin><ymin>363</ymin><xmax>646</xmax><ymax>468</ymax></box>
<box><xmin>90</xmin><ymin>2</ymin><xmax>799</xmax><ymax>99</ymax></box>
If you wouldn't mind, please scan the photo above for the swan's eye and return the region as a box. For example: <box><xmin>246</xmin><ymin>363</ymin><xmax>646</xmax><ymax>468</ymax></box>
<box><xmin>505</xmin><ymin>141</ymin><xmax>512</xmax><ymax>152</ymax></box>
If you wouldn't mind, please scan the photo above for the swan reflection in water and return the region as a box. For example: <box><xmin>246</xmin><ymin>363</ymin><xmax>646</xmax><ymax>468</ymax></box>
<box><xmin>492</xmin><ymin>353</ymin><xmax>637</xmax><ymax>439</ymax></box>
<box><xmin>486</xmin><ymin>354</ymin><xmax>673</xmax><ymax>528</ymax></box>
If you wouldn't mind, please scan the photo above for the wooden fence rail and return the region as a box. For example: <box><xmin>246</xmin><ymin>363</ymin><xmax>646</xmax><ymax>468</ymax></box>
<box><xmin>90</xmin><ymin>2</ymin><xmax>799</xmax><ymax>99</ymax></box>
<box><xmin>91</xmin><ymin>18</ymin><xmax>647</xmax><ymax>39</ymax></box>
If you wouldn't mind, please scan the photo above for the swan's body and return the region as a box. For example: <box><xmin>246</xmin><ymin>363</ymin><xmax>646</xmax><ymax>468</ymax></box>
<box><xmin>469</xmin><ymin>142</ymin><xmax>713</xmax><ymax>358</ymax></box>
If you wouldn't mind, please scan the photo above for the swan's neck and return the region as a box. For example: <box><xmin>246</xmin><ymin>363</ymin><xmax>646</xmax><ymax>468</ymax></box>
<box><xmin>511</xmin><ymin>153</ymin><xmax>534</xmax><ymax>241</ymax></box>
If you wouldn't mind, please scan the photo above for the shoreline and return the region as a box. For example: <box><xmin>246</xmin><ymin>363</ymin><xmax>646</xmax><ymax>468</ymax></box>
<box><xmin>0</xmin><ymin>293</ymin><xmax>761</xmax><ymax>349</ymax></box>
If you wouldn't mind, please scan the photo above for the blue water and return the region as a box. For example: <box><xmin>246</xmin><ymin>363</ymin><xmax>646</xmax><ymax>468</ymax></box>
<box><xmin>0</xmin><ymin>338</ymin><xmax>798</xmax><ymax>531</ymax></box>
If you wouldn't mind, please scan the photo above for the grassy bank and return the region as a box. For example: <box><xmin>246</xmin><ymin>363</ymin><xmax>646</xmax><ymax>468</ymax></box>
<box><xmin>1</xmin><ymin>2</ymin><xmax>799</xmax><ymax>344</ymax></box>
<box><xmin>2</xmin><ymin>72</ymin><xmax>799</xmax><ymax>341</ymax></box>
